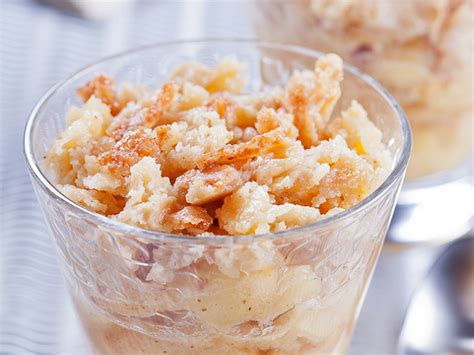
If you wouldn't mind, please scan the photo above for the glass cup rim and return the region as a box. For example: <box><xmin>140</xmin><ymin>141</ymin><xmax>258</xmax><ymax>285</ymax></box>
<box><xmin>23</xmin><ymin>38</ymin><xmax>412</xmax><ymax>244</ymax></box>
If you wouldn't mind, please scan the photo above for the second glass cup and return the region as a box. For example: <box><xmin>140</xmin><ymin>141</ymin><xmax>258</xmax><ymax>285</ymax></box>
<box><xmin>24</xmin><ymin>40</ymin><xmax>411</xmax><ymax>354</ymax></box>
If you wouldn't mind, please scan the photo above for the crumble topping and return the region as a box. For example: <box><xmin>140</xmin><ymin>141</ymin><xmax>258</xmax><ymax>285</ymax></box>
<box><xmin>46</xmin><ymin>54</ymin><xmax>392</xmax><ymax>236</ymax></box>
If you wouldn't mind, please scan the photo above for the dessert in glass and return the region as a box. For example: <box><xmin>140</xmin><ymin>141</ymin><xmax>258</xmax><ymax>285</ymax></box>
<box><xmin>24</xmin><ymin>40</ymin><xmax>411</xmax><ymax>354</ymax></box>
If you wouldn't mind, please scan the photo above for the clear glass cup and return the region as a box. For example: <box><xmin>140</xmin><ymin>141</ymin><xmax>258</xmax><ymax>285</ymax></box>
<box><xmin>253</xmin><ymin>1</ymin><xmax>473</xmax><ymax>242</ymax></box>
<box><xmin>24</xmin><ymin>40</ymin><xmax>411</xmax><ymax>355</ymax></box>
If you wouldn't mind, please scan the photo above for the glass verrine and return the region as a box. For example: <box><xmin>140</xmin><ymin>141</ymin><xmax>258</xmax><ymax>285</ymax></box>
<box><xmin>24</xmin><ymin>40</ymin><xmax>411</xmax><ymax>354</ymax></box>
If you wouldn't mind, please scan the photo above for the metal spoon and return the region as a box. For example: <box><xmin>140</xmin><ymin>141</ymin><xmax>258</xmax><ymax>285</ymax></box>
<box><xmin>398</xmin><ymin>235</ymin><xmax>474</xmax><ymax>354</ymax></box>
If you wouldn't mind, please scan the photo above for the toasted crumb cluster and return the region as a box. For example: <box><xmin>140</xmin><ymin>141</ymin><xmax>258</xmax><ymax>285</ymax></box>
<box><xmin>46</xmin><ymin>54</ymin><xmax>392</xmax><ymax>236</ymax></box>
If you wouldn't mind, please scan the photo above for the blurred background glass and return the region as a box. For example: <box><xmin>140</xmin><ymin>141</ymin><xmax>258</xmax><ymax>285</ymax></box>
<box><xmin>0</xmin><ymin>0</ymin><xmax>472</xmax><ymax>354</ymax></box>
<box><xmin>254</xmin><ymin>0</ymin><xmax>473</xmax><ymax>243</ymax></box>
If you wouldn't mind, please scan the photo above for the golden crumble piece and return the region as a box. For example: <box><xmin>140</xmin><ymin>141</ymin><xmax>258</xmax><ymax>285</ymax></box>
<box><xmin>253</xmin><ymin>143</ymin><xmax>330</xmax><ymax>206</ymax></box>
<box><xmin>98</xmin><ymin>129</ymin><xmax>162</xmax><ymax>177</ymax></box>
<box><xmin>105</xmin><ymin>104</ymin><xmax>144</xmax><ymax>139</ymax></box>
<box><xmin>273</xmin><ymin>203</ymin><xmax>323</xmax><ymax>230</ymax></box>
<box><xmin>163</xmin><ymin>109</ymin><xmax>233</xmax><ymax>177</ymax></box>
<box><xmin>216</xmin><ymin>182</ymin><xmax>275</xmax><ymax>235</ymax></box>
<box><xmin>174</xmin><ymin>165</ymin><xmax>246</xmax><ymax>205</ymax></box>
<box><xmin>216</xmin><ymin>182</ymin><xmax>322</xmax><ymax>235</ymax></box>
<box><xmin>327</xmin><ymin>100</ymin><xmax>392</xmax><ymax>173</ymax></box>
<box><xmin>153</xmin><ymin>122</ymin><xmax>188</xmax><ymax>153</ymax></box>
<box><xmin>116</xmin><ymin>157</ymin><xmax>177</xmax><ymax>233</ymax></box>
<box><xmin>59</xmin><ymin>184</ymin><xmax>125</xmax><ymax>215</ymax></box>
<box><xmin>177</xmin><ymin>106</ymin><xmax>224</xmax><ymax>129</ymax></box>
<box><xmin>165</xmin><ymin>206</ymin><xmax>214</xmax><ymax>235</ymax></box>
<box><xmin>77</xmin><ymin>153</ymin><xmax>124</xmax><ymax>195</ymax></box>
<box><xmin>205</xmin><ymin>95</ymin><xmax>257</xmax><ymax>130</ymax></box>
<box><xmin>107</xmin><ymin>81</ymin><xmax>178</xmax><ymax>139</ymax></box>
<box><xmin>171</xmin><ymin>57</ymin><xmax>245</xmax><ymax>94</ymax></box>
<box><xmin>205</xmin><ymin>89</ymin><xmax>286</xmax><ymax>134</ymax></box>
<box><xmin>255</xmin><ymin>107</ymin><xmax>298</xmax><ymax>139</ymax></box>
<box><xmin>136</xmin><ymin>81</ymin><xmax>177</xmax><ymax>128</ymax></box>
<box><xmin>198</xmin><ymin>128</ymin><xmax>293</xmax><ymax>170</ymax></box>
<box><xmin>54</xmin><ymin>96</ymin><xmax>113</xmax><ymax>150</ymax></box>
<box><xmin>205</xmin><ymin>96</ymin><xmax>235</xmax><ymax>119</ymax></box>
<box><xmin>287</xmin><ymin>54</ymin><xmax>343</xmax><ymax>148</ymax></box>
<box><xmin>46</xmin><ymin>96</ymin><xmax>114</xmax><ymax>184</ymax></box>
<box><xmin>77</xmin><ymin>74</ymin><xmax>122</xmax><ymax>116</ymax></box>
<box><xmin>309</xmin><ymin>135</ymin><xmax>375</xmax><ymax>212</ymax></box>
<box><xmin>173</xmin><ymin>82</ymin><xmax>210</xmax><ymax>112</ymax></box>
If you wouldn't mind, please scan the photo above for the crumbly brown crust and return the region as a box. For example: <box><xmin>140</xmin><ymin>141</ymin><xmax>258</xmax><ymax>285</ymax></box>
<box><xmin>77</xmin><ymin>74</ymin><xmax>122</xmax><ymax>116</ymax></box>
<box><xmin>47</xmin><ymin>55</ymin><xmax>392</xmax><ymax>236</ymax></box>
